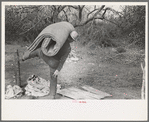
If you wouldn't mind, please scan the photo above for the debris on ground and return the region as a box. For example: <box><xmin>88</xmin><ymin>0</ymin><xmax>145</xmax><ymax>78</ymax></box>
<box><xmin>5</xmin><ymin>85</ymin><xmax>23</xmax><ymax>99</ymax></box>
<box><xmin>25</xmin><ymin>75</ymin><xmax>61</xmax><ymax>97</ymax></box>
<box><xmin>67</xmin><ymin>50</ymin><xmax>79</xmax><ymax>63</ymax></box>
<box><xmin>25</xmin><ymin>75</ymin><xmax>50</xmax><ymax>97</ymax></box>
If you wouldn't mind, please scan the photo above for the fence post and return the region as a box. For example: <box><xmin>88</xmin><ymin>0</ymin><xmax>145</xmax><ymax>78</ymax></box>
<box><xmin>141</xmin><ymin>59</ymin><xmax>145</xmax><ymax>99</ymax></box>
<box><xmin>14</xmin><ymin>49</ymin><xmax>21</xmax><ymax>87</ymax></box>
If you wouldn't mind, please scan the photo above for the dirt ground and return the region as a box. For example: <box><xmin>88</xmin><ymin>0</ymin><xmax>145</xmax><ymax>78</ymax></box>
<box><xmin>5</xmin><ymin>43</ymin><xmax>144</xmax><ymax>99</ymax></box>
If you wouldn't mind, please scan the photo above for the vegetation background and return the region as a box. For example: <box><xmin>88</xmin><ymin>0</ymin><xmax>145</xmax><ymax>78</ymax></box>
<box><xmin>5</xmin><ymin>5</ymin><xmax>145</xmax><ymax>49</ymax></box>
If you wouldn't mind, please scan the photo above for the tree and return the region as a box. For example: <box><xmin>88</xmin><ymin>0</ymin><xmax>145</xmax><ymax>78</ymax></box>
<box><xmin>5</xmin><ymin>5</ymin><xmax>145</xmax><ymax>48</ymax></box>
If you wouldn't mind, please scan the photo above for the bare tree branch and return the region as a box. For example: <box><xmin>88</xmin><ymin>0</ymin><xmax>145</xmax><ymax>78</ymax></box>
<box><xmin>78</xmin><ymin>5</ymin><xmax>81</xmax><ymax>9</ymax></box>
<box><xmin>75</xmin><ymin>17</ymin><xmax>104</xmax><ymax>27</ymax></box>
<box><xmin>84</xmin><ymin>7</ymin><xmax>90</xmax><ymax>13</ymax></box>
<box><xmin>103</xmin><ymin>18</ymin><xmax>120</xmax><ymax>26</ymax></box>
<box><xmin>93</xmin><ymin>5</ymin><xmax>105</xmax><ymax>17</ymax></box>
<box><xmin>82</xmin><ymin>5</ymin><xmax>85</xmax><ymax>10</ymax></box>
<box><xmin>74</xmin><ymin>5</ymin><xmax>123</xmax><ymax>28</ymax></box>
<box><xmin>19</xmin><ymin>18</ymin><xmax>43</xmax><ymax>35</ymax></box>
<box><xmin>102</xmin><ymin>8</ymin><xmax>108</xmax><ymax>18</ymax></box>
<box><xmin>103</xmin><ymin>7</ymin><xmax>124</xmax><ymax>16</ymax></box>
<box><xmin>75</xmin><ymin>5</ymin><xmax>105</xmax><ymax>27</ymax></box>
<box><xmin>68</xmin><ymin>5</ymin><xmax>78</xmax><ymax>9</ymax></box>
<box><xmin>63</xmin><ymin>10</ymin><xmax>68</xmax><ymax>22</ymax></box>
<box><xmin>101</xmin><ymin>7</ymin><xmax>123</xmax><ymax>27</ymax></box>
<box><xmin>52</xmin><ymin>5</ymin><xmax>56</xmax><ymax>10</ymax></box>
<box><xmin>58</xmin><ymin>5</ymin><xmax>61</xmax><ymax>11</ymax></box>
<box><xmin>78</xmin><ymin>5</ymin><xmax>85</xmax><ymax>21</ymax></box>
<box><xmin>58</xmin><ymin>5</ymin><xmax>67</xmax><ymax>12</ymax></box>
<box><xmin>87</xmin><ymin>9</ymin><xmax>99</xmax><ymax>18</ymax></box>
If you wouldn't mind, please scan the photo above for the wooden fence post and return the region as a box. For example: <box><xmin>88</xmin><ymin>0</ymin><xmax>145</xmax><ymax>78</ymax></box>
<box><xmin>141</xmin><ymin>59</ymin><xmax>145</xmax><ymax>99</ymax></box>
<box><xmin>14</xmin><ymin>49</ymin><xmax>21</xmax><ymax>87</ymax></box>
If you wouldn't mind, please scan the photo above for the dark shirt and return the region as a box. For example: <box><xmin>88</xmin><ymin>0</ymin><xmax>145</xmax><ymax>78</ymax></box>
<box><xmin>54</xmin><ymin>38</ymin><xmax>71</xmax><ymax>71</ymax></box>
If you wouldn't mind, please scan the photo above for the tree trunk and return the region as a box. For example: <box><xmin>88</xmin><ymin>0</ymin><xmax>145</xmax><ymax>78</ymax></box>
<box><xmin>52</xmin><ymin>11</ymin><xmax>60</xmax><ymax>23</ymax></box>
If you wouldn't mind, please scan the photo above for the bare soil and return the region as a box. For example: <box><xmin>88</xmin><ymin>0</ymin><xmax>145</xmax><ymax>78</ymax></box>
<box><xmin>5</xmin><ymin>44</ymin><xmax>143</xmax><ymax>99</ymax></box>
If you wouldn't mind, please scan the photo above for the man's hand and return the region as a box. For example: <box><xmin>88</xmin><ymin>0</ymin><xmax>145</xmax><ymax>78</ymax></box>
<box><xmin>53</xmin><ymin>70</ymin><xmax>59</xmax><ymax>78</ymax></box>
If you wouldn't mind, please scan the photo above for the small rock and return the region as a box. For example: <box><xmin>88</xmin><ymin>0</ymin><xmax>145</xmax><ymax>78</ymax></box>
<box><xmin>116</xmin><ymin>47</ymin><xmax>126</xmax><ymax>53</ymax></box>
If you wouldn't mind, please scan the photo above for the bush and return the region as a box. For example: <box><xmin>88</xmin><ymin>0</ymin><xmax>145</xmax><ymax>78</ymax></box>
<box><xmin>76</xmin><ymin>21</ymin><xmax>122</xmax><ymax>48</ymax></box>
<box><xmin>5</xmin><ymin>5</ymin><xmax>52</xmax><ymax>44</ymax></box>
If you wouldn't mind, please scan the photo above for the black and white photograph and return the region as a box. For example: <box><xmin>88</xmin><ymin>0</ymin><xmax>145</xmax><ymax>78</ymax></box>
<box><xmin>1</xmin><ymin>1</ymin><xmax>148</xmax><ymax>121</ymax></box>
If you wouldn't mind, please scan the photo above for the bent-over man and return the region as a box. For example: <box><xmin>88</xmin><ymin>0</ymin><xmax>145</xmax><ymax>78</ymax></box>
<box><xmin>22</xmin><ymin>21</ymin><xmax>78</xmax><ymax>99</ymax></box>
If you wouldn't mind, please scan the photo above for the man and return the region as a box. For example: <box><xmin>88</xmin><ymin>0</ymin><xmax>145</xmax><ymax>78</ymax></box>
<box><xmin>22</xmin><ymin>21</ymin><xmax>78</xmax><ymax>99</ymax></box>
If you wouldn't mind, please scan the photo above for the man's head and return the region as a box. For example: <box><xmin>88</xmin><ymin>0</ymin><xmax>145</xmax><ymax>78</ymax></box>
<box><xmin>70</xmin><ymin>31</ymin><xmax>78</xmax><ymax>41</ymax></box>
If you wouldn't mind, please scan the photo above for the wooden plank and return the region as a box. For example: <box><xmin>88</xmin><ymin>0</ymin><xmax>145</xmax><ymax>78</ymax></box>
<box><xmin>20</xmin><ymin>94</ymin><xmax>72</xmax><ymax>100</ymax></box>
<box><xmin>81</xmin><ymin>85</ymin><xmax>111</xmax><ymax>97</ymax></box>
<box><xmin>57</xmin><ymin>87</ymin><xmax>104</xmax><ymax>100</ymax></box>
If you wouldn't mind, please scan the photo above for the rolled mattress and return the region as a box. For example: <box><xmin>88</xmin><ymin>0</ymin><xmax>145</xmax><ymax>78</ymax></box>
<box><xmin>25</xmin><ymin>21</ymin><xmax>75</xmax><ymax>57</ymax></box>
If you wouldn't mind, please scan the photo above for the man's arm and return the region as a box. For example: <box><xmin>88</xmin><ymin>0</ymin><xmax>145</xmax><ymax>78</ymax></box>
<box><xmin>53</xmin><ymin>47</ymin><xmax>71</xmax><ymax>78</ymax></box>
<box><xmin>56</xmin><ymin>47</ymin><xmax>71</xmax><ymax>71</ymax></box>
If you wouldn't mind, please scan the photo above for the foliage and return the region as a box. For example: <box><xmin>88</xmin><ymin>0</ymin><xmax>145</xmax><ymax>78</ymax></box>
<box><xmin>80</xmin><ymin>5</ymin><xmax>145</xmax><ymax>49</ymax></box>
<box><xmin>5</xmin><ymin>5</ymin><xmax>145</xmax><ymax>49</ymax></box>
<box><xmin>118</xmin><ymin>6</ymin><xmax>145</xmax><ymax>48</ymax></box>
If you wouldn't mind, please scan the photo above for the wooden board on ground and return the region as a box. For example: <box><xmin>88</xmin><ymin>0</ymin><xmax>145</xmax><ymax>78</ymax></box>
<box><xmin>38</xmin><ymin>93</ymin><xmax>72</xmax><ymax>100</ymax></box>
<box><xmin>57</xmin><ymin>86</ymin><xmax>111</xmax><ymax>100</ymax></box>
<box><xmin>20</xmin><ymin>94</ymin><xmax>71</xmax><ymax>100</ymax></box>
<box><xmin>82</xmin><ymin>85</ymin><xmax>111</xmax><ymax>97</ymax></box>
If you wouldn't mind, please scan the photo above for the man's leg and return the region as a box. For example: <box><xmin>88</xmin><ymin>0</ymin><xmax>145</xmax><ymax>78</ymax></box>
<box><xmin>22</xmin><ymin>48</ymin><xmax>41</xmax><ymax>61</ymax></box>
<box><xmin>49</xmin><ymin>67</ymin><xmax>57</xmax><ymax>99</ymax></box>
<box><xmin>24</xmin><ymin>47</ymin><xmax>59</xmax><ymax>99</ymax></box>
<box><xmin>39</xmin><ymin>51</ymin><xmax>59</xmax><ymax>99</ymax></box>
